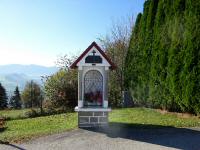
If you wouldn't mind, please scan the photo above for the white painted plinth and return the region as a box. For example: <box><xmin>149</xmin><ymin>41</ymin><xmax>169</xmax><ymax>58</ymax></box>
<box><xmin>103</xmin><ymin>101</ymin><xmax>108</xmax><ymax>108</ymax></box>
<box><xmin>74</xmin><ymin>106</ymin><xmax>111</xmax><ymax>112</ymax></box>
<box><xmin>78</xmin><ymin>100</ymin><xmax>83</xmax><ymax>107</ymax></box>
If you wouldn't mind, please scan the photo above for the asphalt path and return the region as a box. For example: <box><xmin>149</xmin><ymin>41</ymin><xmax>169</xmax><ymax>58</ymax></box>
<box><xmin>1</xmin><ymin>124</ymin><xmax>200</xmax><ymax>150</ymax></box>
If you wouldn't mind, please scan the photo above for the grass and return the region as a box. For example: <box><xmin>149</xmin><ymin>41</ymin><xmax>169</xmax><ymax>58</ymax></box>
<box><xmin>0</xmin><ymin>113</ymin><xmax>77</xmax><ymax>143</ymax></box>
<box><xmin>110</xmin><ymin>108</ymin><xmax>200</xmax><ymax>127</ymax></box>
<box><xmin>0</xmin><ymin>109</ymin><xmax>31</xmax><ymax>120</ymax></box>
<box><xmin>0</xmin><ymin>107</ymin><xmax>200</xmax><ymax>143</ymax></box>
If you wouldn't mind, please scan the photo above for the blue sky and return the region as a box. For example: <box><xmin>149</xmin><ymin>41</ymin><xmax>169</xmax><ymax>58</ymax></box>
<box><xmin>0</xmin><ymin>0</ymin><xmax>145</xmax><ymax>66</ymax></box>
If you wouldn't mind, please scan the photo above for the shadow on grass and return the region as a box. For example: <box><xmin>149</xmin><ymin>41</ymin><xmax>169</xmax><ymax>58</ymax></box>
<box><xmin>0</xmin><ymin>127</ymin><xmax>7</xmax><ymax>133</ymax></box>
<box><xmin>82</xmin><ymin>122</ymin><xmax>200</xmax><ymax>150</ymax></box>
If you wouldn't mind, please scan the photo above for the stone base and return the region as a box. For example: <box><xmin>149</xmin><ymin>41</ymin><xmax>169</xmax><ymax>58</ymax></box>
<box><xmin>76</xmin><ymin>108</ymin><xmax>111</xmax><ymax>127</ymax></box>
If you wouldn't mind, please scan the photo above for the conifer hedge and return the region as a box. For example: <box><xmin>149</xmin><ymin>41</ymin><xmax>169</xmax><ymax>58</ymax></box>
<box><xmin>125</xmin><ymin>0</ymin><xmax>200</xmax><ymax>114</ymax></box>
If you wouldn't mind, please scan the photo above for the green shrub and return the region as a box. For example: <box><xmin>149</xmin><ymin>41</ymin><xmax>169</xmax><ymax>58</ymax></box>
<box><xmin>24</xmin><ymin>109</ymin><xmax>40</xmax><ymax>118</ymax></box>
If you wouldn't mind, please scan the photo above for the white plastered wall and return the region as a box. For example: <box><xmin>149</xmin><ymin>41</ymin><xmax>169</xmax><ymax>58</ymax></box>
<box><xmin>76</xmin><ymin>45</ymin><xmax>110</xmax><ymax>108</ymax></box>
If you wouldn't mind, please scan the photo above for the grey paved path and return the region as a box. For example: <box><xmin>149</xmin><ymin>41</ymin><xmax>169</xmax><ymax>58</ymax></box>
<box><xmin>1</xmin><ymin>124</ymin><xmax>200</xmax><ymax>150</ymax></box>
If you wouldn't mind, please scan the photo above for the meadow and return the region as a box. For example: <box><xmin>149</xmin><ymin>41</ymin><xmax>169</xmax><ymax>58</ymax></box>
<box><xmin>0</xmin><ymin>108</ymin><xmax>200</xmax><ymax>143</ymax></box>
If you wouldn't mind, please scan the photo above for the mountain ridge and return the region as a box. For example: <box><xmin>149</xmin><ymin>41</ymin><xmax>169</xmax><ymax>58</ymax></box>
<box><xmin>0</xmin><ymin>64</ymin><xmax>58</xmax><ymax>76</ymax></box>
<box><xmin>0</xmin><ymin>64</ymin><xmax>58</xmax><ymax>93</ymax></box>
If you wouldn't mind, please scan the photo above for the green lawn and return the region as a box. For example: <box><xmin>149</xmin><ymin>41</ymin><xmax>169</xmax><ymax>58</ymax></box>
<box><xmin>0</xmin><ymin>113</ymin><xmax>77</xmax><ymax>143</ymax></box>
<box><xmin>0</xmin><ymin>109</ymin><xmax>31</xmax><ymax>120</ymax></box>
<box><xmin>110</xmin><ymin>108</ymin><xmax>200</xmax><ymax>127</ymax></box>
<box><xmin>0</xmin><ymin>108</ymin><xmax>200</xmax><ymax>143</ymax></box>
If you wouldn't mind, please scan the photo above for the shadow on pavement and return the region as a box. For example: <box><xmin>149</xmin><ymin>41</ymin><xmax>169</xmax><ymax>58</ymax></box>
<box><xmin>0</xmin><ymin>141</ymin><xmax>26</xmax><ymax>150</ymax></box>
<box><xmin>0</xmin><ymin>140</ymin><xmax>26</xmax><ymax>150</ymax></box>
<box><xmin>82</xmin><ymin>122</ymin><xmax>200</xmax><ymax>150</ymax></box>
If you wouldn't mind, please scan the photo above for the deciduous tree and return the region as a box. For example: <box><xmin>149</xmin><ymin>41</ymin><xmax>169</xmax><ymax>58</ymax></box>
<box><xmin>21</xmin><ymin>81</ymin><xmax>42</xmax><ymax>108</ymax></box>
<box><xmin>99</xmin><ymin>17</ymin><xmax>133</xmax><ymax>107</ymax></box>
<box><xmin>44</xmin><ymin>55</ymin><xmax>78</xmax><ymax>110</ymax></box>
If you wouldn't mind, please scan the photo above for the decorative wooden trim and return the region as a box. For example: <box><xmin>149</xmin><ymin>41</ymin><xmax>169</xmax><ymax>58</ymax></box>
<box><xmin>70</xmin><ymin>41</ymin><xmax>116</xmax><ymax>70</ymax></box>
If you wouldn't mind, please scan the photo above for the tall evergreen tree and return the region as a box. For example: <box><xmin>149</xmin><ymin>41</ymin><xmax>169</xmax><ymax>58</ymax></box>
<box><xmin>149</xmin><ymin>0</ymin><xmax>169</xmax><ymax>108</ymax></box>
<box><xmin>166</xmin><ymin>0</ymin><xmax>186</xmax><ymax>111</ymax></box>
<box><xmin>142</xmin><ymin>0</ymin><xmax>159</xmax><ymax>104</ymax></box>
<box><xmin>125</xmin><ymin>0</ymin><xmax>200</xmax><ymax>114</ymax></box>
<box><xmin>0</xmin><ymin>83</ymin><xmax>8</xmax><ymax>109</ymax></box>
<box><xmin>9</xmin><ymin>86</ymin><xmax>22</xmax><ymax>109</ymax></box>
<box><xmin>125</xmin><ymin>13</ymin><xmax>142</xmax><ymax>103</ymax></box>
<box><xmin>180</xmin><ymin>0</ymin><xmax>200</xmax><ymax>114</ymax></box>
<box><xmin>131</xmin><ymin>1</ymin><xmax>151</xmax><ymax>105</ymax></box>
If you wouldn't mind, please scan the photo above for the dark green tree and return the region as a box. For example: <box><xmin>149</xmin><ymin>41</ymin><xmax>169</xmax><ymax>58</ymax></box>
<box><xmin>9</xmin><ymin>86</ymin><xmax>22</xmax><ymax>109</ymax></box>
<box><xmin>150</xmin><ymin>0</ymin><xmax>175</xmax><ymax>110</ymax></box>
<box><xmin>180</xmin><ymin>0</ymin><xmax>200</xmax><ymax>114</ymax></box>
<box><xmin>125</xmin><ymin>13</ymin><xmax>143</xmax><ymax>105</ymax></box>
<box><xmin>125</xmin><ymin>13</ymin><xmax>142</xmax><ymax>89</ymax></box>
<box><xmin>125</xmin><ymin>0</ymin><xmax>200</xmax><ymax>114</ymax></box>
<box><xmin>166</xmin><ymin>0</ymin><xmax>186</xmax><ymax>111</ymax></box>
<box><xmin>0</xmin><ymin>83</ymin><xmax>8</xmax><ymax>109</ymax></box>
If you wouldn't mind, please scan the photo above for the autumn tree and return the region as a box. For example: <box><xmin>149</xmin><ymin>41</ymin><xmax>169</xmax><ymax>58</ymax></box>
<box><xmin>99</xmin><ymin>17</ymin><xmax>133</xmax><ymax>107</ymax></box>
<box><xmin>44</xmin><ymin>55</ymin><xmax>78</xmax><ymax>110</ymax></box>
<box><xmin>21</xmin><ymin>81</ymin><xmax>42</xmax><ymax>108</ymax></box>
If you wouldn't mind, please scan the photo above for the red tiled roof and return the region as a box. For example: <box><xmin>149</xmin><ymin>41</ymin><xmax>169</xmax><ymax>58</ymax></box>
<box><xmin>70</xmin><ymin>41</ymin><xmax>116</xmax><ymax>70</ymax></box>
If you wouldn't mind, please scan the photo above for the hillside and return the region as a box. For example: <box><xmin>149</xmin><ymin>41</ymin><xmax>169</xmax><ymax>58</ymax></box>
<box><xmin>0</xmin><ymin>64</ymin><xmax>58</xmax><ymax>93</ymax></box>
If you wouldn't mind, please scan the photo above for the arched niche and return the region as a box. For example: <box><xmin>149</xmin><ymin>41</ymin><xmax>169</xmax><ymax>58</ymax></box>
<box><xmin>84</xmin><ymin>70</ymin><xmax>103</xmax><ymax>107</ymax></box>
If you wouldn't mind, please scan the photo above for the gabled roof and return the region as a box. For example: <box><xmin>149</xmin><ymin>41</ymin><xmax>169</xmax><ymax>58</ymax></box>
<box><xmin>70</xmin><ymin>41</ymin><xmax>116</xmax><ymax>70</ymax></box>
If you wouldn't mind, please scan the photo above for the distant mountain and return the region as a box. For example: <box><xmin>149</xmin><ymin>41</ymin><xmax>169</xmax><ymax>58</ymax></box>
<box><xmin>0</xmin><ymin>64</ymin><xmax>58</xmax><ymax>76</ymax></box>
<box><xmin>0</xmin><ymin>64</ymin><xmax>58</xmax><ymax>94</ymax></box>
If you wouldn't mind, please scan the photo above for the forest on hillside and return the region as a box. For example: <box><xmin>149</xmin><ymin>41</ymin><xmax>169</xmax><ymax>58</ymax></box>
<box><xmin>125</xmin><ymin>0</ymin><xmax>200</xmax><ymax>114</ymax></box>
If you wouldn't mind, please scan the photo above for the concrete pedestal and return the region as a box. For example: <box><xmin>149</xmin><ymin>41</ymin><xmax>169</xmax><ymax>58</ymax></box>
<box><xmin>75</xmin><ymin>107</ymin><xmax>111</xmax><ymax>127</ymax></box>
